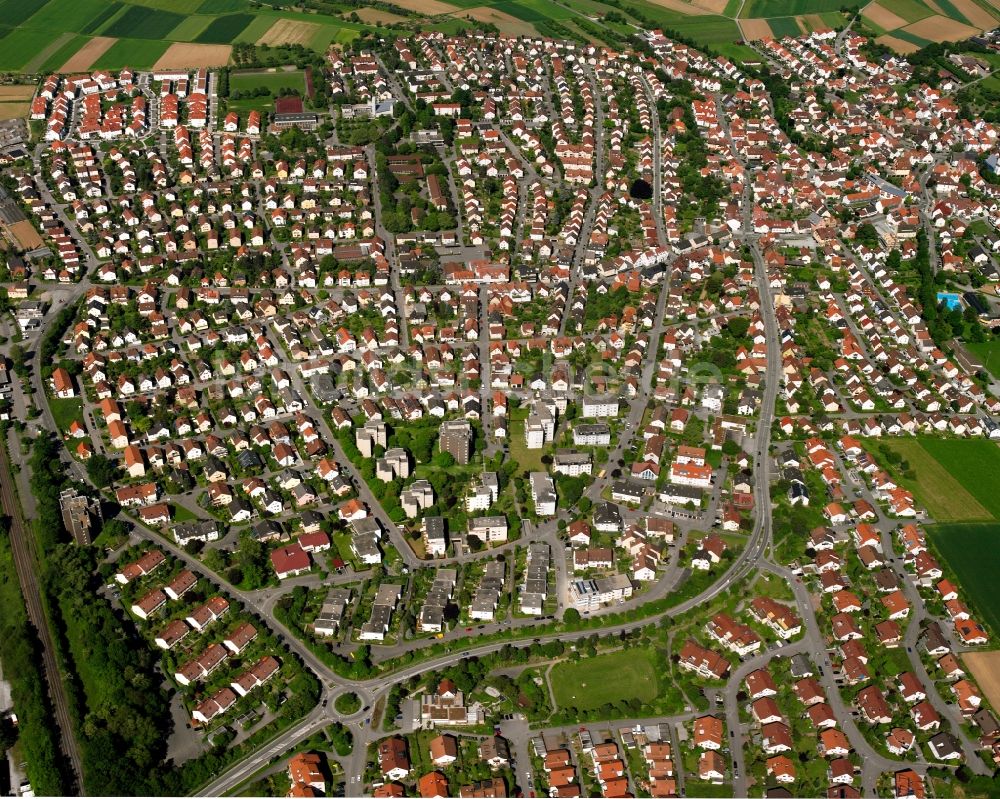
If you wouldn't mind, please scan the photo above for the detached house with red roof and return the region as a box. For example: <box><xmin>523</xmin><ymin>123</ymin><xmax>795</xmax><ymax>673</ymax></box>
<box><xmin>270</xmin><ymin>543</ymin><xmax>311</xmax><ymax>579</ymax></box>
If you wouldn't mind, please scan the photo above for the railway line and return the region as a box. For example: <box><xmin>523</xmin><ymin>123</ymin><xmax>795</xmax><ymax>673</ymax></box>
<box><xmin>0</xmin><ymin>443</ymin><xmax>85</xmax><ymax>794</ymax></box>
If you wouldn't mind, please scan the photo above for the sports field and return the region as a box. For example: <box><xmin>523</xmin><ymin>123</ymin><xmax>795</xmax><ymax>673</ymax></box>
<box><xmin>878</xmin><ymin>438</ymin><xmax>1000</xmax><ymax>522</ymax></box>
<box><xmin>927</xmin><ymin>522</ymin><xmax>1000</xmax><ymax>637</ymax></box>
<box><xmin>230</xmin><ymin>68</ymin><xmax>306</xmax><ymax>94</ymax></box>
<box><xmin>3</xmin><ymin>220</ymin><xmax>43</xmax><ymax>249</ymax></box>
<box><xmin>227</xmin><ymin>67</ymin><xmax>308</xmax><ymax>113</ymax></box>
<box><xmin>550</xmin><ymin>648</ymin><xmax>660</xmax><ymax>711</ymax></box>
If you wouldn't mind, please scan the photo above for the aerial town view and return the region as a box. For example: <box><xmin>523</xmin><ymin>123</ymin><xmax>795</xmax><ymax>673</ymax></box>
<box><xmin>5</xmin><ymin>0</ymin><xmax>1000</xmax><ymax>797</ymax></box>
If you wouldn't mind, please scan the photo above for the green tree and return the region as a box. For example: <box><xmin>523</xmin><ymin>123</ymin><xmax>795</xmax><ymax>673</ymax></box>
<box><xmin>86</xmin><ymin>454</ymin><xmax>118</xmax><ymax>488</ymax></box>
<box><xmin>432</xmin><ymin>451</ymin><xmax>455</xmax><ymax>468</ymax></box>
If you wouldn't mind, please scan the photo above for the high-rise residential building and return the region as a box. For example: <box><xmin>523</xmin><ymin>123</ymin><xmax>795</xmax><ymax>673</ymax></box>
<box><xmin>439</xmin><ymin>420</ymin><xmax>472</xmax><ymax>465</ymax></box>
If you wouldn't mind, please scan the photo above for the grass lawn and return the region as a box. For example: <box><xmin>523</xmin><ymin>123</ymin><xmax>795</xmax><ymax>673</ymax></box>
<box><xmin>964</xmin><ymin>339</ymin><xmax>1000</xmax><ymax>380</ymax></box>
<box><xmin>48</xmin><ymin>396</ymin><xmax>84</xmax><ymax>433</ymax></box>
<box><xmin>332</xmin><ymin>532</ymin><xmax>360</xmax><ymax>571</ymax></box>
<box><xmin>550</xmin><ymin>647</ymin><xmax>659</xmax><ymax>711</ymax></box>
<box><xmin>875</xmin><ymin>438</ymin><xmax>996</xmax><ymax>522</ymax></box>
<box><xmin>683</xmin><ymin>784</ymin><xmax>733</xmax><ymax>798</ymax></box>
<box><xmin>507</xmin><ymin>419</ymin><xmax>546</xmax><ymax>475</ymax></box>
<box><xmin>172</xmin><ymin>504</ymin><xmax>198</xmax><ymax>522</ymax></box>
<box><xmin>751</xmin><ymin>571</ymin><xmax>794</xmax><ymax>602</ymax></box>
<box><xmin>927</xmin><ymin>522</ymin><xmax>1000</xmax><ymax>637</ymax></box>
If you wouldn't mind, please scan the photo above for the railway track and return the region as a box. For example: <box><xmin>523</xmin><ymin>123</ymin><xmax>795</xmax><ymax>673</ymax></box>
<box><xmin>0</xmin><ymin>444</ymin><xmax>85</xmax><ymax>794</ymax></box>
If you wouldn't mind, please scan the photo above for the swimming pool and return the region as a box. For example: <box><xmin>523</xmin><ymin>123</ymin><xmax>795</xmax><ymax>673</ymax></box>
<box><xmin>937</xmin><ymin>292</ymin><xmax>962</xmax><ymax>311</ymax></box>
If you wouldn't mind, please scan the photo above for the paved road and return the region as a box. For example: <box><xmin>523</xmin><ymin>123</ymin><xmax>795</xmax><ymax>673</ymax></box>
<box><xmin>13</xmin><ymin>48</ymin><xmax>994</xmax><ymax>799</ymax></box>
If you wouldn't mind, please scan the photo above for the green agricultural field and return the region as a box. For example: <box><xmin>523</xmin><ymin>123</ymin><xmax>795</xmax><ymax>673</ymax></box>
<box><xmin>0</xmin><ymin>28</ymin><xmax>63</xmax><ymax>70</ymax></box>
<box><xmin>16</xmin><ymin>0</ymin><xmax>109</xmax><ymax>37</ymax></box>
<box><xmin>311</xmin><ymin>24</ymin><xmax>360</xmax><ymax>49</ymax></box>
<box><xmin>511</xmin><ymin>0</ymin><xmax>576</xmax><ymax>19</ymax></box>
<box><xmin>932</xmin><ymin>0</ymin><xmax>973</xmax><ymax>24</ymax></box>
<box><xmin>876</xmin><ymin>437</ymin><xmax>1000</xmax><ymax>522</ymax></box>
<box><xmin>197</xmin><ymin>0</ymin><xmax>251</xmax><ymax>11</ymax></box>
<box><xmin>917</xmin><ymin>438</ymin><xmax>1000</xmax><ymax>519</ymax></box>
<box><xmin>669</xmin><ymin>15</ymin><xmax>742</xmax><ymax>45</ymax></box>
<box><xmin>128</xmin><ymin>0</ymin><xmax>207</xmax><ymax>13</ymax></box>
<box><xmin>767</xmin><ymin>16</ymin><xmax>802</xmax><ymax>37</ymax></box>
<box><xmin>39</xmin><ymin>34</ymin><xmax>90</xmax><ymax>72</ymax></box>
<box><xmin>615</xmin><ymin>1</ymin><xmax>743</xmax><ymax>47</ymax></box>
<box><xmin>889</xmin><ymin>27</ymin><xmax>931</xmax><ymax>46</ymax></box>
<box><xmin>570</xmin><ymin>0</ymin><xmax>623</xmax><ymax>14</ymax></box>
<box><xmin>927</xmin><ymin>522</ymin><xmax>1000</xmax><ymax>637</ymax></box>
<box><xmin>234</xmin><ymin>14</ymin><xmax>276</xmax><ymax>43</ymax></box>
<box><xmin>104</xmin><ymin>5</ymin><xmax>186</xmax><ymax>39</ymax></box>
<box><xmin>428</xmin><ymin>16</ymin><xmax>471</xmax><ymax>33</ymax></box>
<box><xmin>195</xmin><ymin>12</ymin><xmax>254</xmax><ymax>42</ymax></box>
<box><xmin>167</xmin><ymin>14</ymin><xmax>213</xmax><ymax>41</ymax></box>
<box><xmin>82</xmin><ymin>2</ymin><xmax>126</xmax><ymax>34</ymax></box>
<box><xmin>91</xmin><ymin>37</ymin><xmax>172</xmax><ymax>70</ymax></box>
<box><xmin>878</xmin><ymin>0</ymin><xmax>935</xmax><ymax>23</ymax></box>
<box><xmin>21</xmin><ymin>31</ymin><xmax>77</xmax><ymax>73</ymax></box>
<box><xmin>550</xmin><ymin>648</ymin><xmax>660</xmax><ymax>711</ymax></box>
<box><xmin>492</xmin><ymin>0</ymin><xmax>548</xmax><ymax>22</ymax></box>
<box><xmin>0</xmin><ymin>0</ymin><xmax>53</xmax><ymax>33</ymax></box>
<box><xmin>741</xmin><ymin>0</ymin><xmax>861</xmax><ymax>15</ymax></box>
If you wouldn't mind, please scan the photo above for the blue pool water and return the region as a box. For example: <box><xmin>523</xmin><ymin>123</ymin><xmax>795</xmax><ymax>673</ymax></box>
<box><xmin>937</xmin><ymin>292</ymin><xmax>962</xmax><ymax>311</ymax></box>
